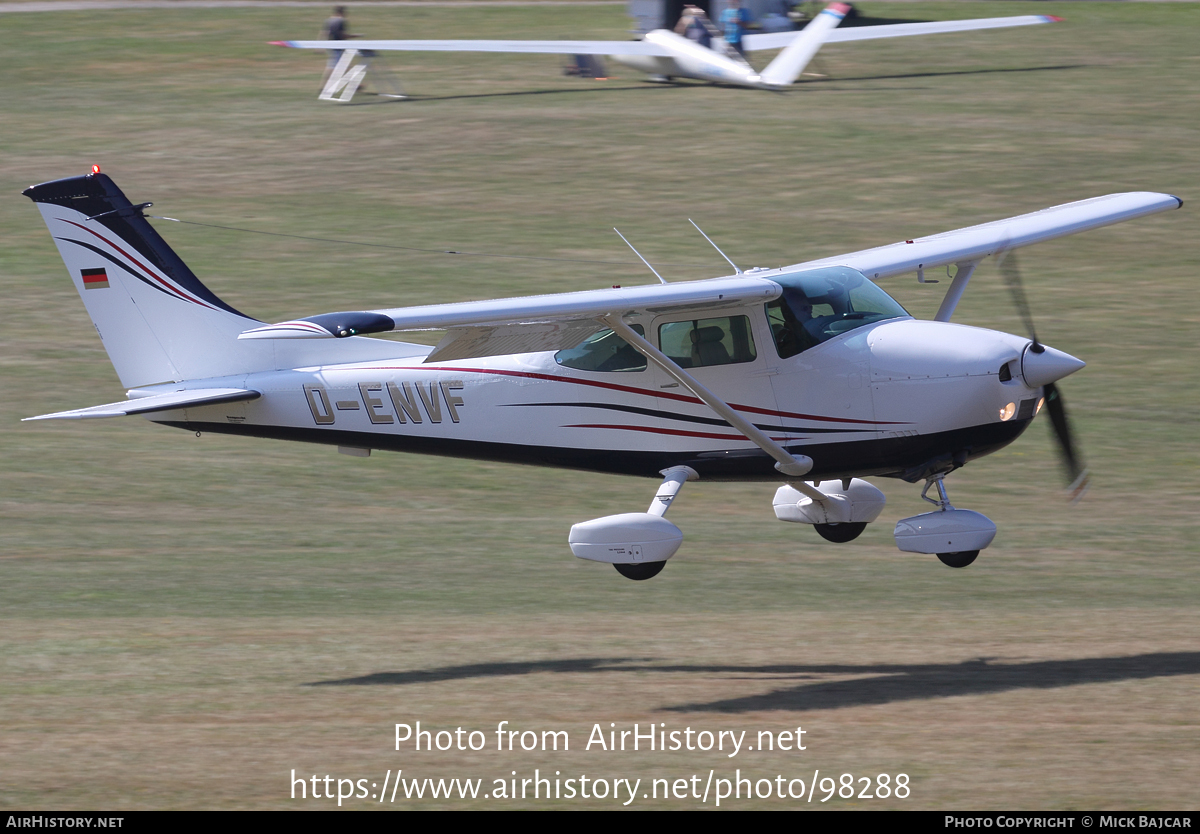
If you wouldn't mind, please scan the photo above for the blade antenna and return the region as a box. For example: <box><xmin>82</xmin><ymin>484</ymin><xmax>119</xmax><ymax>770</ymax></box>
<box><xmin>689</xmin><ymin>219</ymin><xmax>742</xmax><ymax>274</ymax></box>
<box><xmin>613</xmin><ymin>228</ymin><xmax>667</xmax><ymax>284</ymax></box>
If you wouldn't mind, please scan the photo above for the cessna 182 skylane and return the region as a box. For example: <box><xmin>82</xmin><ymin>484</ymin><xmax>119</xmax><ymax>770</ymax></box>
<box><xmin>24</xmin><ymin>171</ymin><xmax>1180</xmax><ymax>578</ymax></box>
<box><xmin>276</xmin><ymin>3</ymin><xmax>1062</xmax><ymax>99</ymax></box>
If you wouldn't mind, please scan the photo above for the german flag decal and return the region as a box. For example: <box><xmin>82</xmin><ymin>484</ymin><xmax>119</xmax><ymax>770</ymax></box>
<box><xmin>81</xmin><ymin>267</ymin><xmax>109</xmax><ymax>290</ymax></box>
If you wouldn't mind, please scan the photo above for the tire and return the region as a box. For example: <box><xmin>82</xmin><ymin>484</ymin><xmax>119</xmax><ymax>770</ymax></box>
<box><xmin>614</xmin><ymin>561</ymin><xmax>666</xmax><ymax>580</ymax></box>
<box><xmin>814</xmin><ymin>522</ymin><xmax>867</xmax><ymax>543</ymax></box>
<box><xmin>937</xmin><ymin>550</ymin><xmax>979</xmax><ymax>568</ymax></box>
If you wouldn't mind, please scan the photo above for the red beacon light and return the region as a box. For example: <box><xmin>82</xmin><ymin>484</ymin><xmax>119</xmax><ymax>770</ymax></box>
<box><xmin>91</xmin><ymin>164</ymin><xmax>101</xmax><ymax>175</ymax></box>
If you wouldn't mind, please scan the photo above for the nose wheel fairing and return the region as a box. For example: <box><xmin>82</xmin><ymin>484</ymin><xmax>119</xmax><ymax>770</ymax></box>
<box><xmin>893</xmin><ymin>474</ymin><xmax>997</xmax><ymax>567</ymax></box>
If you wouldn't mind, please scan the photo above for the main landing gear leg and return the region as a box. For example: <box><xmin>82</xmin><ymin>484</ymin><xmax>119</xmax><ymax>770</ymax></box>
<box><xmin>893</xmin><ymin>474</ymin><xmax>997</xmax><ymax>568</ymax></box>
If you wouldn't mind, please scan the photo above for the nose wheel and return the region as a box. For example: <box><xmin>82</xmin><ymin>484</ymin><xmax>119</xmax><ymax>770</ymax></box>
<box><xmin>614</xmin><ymin>561</ymin><xmax>667</xmax><ymax>580</ymax></box>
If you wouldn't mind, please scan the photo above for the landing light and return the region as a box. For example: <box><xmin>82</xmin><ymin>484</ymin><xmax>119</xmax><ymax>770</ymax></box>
<box><xmin>999</xmin><ymin>402</ymin><xmax>1016</xmax><ymax>422</ymax></box>
<box><xmin>1035</xmin><ymin>397</ymin><xmax>1045</xmax><ymax>416</ymax></box>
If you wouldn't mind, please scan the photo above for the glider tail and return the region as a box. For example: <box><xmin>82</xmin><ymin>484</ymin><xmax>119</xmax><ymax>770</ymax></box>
<box><xmin>23</xmin><ymin>170</ymin><xmax>266</xmax><ymax>389</ymax></box>
<box><xmin>759</xmin><ymin>1</ymin><xmax>850</xmax><ymax>87</ymax></box>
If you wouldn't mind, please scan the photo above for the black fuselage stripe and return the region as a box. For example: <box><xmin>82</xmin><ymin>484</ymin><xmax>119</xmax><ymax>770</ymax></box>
<box><xmin>504</xmin><ymin>401</ymin><xmax>875</xmax><ymax>434</ymax></box>
<box><xmin>154</xmin><ymin>419</ymin><xmax>1032</xmax><ymax>482</ymax></box>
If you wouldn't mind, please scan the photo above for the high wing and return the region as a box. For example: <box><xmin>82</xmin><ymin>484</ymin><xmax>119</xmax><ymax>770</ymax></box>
<box><xmin>239</xmin><ymin>275</ymin><xmax>783</xmax><ymax>341</ymax></box>
<box><xmin>238</xmin><ymin>193</ymin><xmax>1181</xmax><ymax>360</ymax></box>
<box><xmin>24</xmin><ymin>388</ymin><xmax>260</xmax><ymax>421</ymax></box>
<box><xmin>271</xmin><ymin>39</ymin><xmax>671</xmax><ymax>56</ymax></box>
<box><xmin>744</xmin><ymin>14</ymin><xmax>1061</xmax><ymax>53</ymax></box>
<box><xmin>788</xmin><ymin>192</ymin><xmax>1182</xmax><ymax>280</ymax></box>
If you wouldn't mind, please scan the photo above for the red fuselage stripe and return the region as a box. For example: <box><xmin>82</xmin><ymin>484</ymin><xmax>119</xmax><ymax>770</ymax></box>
<box><xmin>564</xmin><ymin>423</ymin><xmax>795</xmax><ymax>442</ymax></box>
<box><xmin>357</xmin><ymin>364</ymin><xmax>904</xmax><ymax>426</ymax></box>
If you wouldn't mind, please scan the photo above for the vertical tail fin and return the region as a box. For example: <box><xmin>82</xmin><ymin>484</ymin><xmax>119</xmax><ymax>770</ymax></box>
<box><xmin>759</xmin><ymin>2</ymin><xmax>849</xmax><ymax>87</ymax></box>
<box><xmin>24</xmin><ymin>170</ymin><xmax>263</xmax><ymax>388</ymax></box>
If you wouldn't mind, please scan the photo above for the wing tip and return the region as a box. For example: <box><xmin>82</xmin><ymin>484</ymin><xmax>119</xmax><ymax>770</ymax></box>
<box><xmin>1043</xmin><ymin>16</ymin><xmax>1065</xmax><ymax>24</ymax></box>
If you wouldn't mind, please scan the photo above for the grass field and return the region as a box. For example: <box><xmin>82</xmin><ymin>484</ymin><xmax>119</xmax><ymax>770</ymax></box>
<box><xmin>1</xmin><ymin>0</ymin><xmax>1198</xmax><ymax>809</ymax></box>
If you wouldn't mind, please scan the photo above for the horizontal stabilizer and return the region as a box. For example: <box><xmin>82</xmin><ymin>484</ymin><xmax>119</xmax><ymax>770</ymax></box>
<box><xmin>24</xmin><ymin>388</ymin><xmax>260</xmax><ymax>421</ymax></box>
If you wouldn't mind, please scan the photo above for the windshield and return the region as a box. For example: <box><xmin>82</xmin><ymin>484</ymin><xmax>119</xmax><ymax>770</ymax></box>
<box><xmin>766</xmin><ymin>267</ymin><xmax>909</xmax><ymax>359</ymax></box>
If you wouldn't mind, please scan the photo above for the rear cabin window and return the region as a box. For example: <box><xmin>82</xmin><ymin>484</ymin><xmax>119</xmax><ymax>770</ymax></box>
<box><xmin>554</xmin><ymin>324</ymin><xmax>646</xmax><ymax>372</ymax></box>
<box><xmin>657</xmin><ymin>315</ymin><xmax>757</xmax><ymax>368</ymax></box>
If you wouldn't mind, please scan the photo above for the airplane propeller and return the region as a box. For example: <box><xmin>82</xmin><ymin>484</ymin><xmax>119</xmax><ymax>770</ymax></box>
<box><xmin>997</xmin><ymin>248</ymin><xmax>1090</xmax><ymax>500</ymax></box>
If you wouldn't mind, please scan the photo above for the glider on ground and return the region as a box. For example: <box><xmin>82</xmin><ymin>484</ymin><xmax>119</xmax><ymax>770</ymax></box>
<box><xmin>274</xmin><ymin>3</ymin><xmax>1063</xmax><ymax>96</ymax></box>
<box><xmin>24</xmin><ymin>170</ymin><xmax>1179</xmax><ymax>578</ymax></box>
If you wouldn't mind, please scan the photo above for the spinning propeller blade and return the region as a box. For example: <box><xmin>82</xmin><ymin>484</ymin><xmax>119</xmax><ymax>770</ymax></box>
<box><xmin>1043</xmin><ymin>382</ymin><xmax>1089</xmax><ymax>501</ymax></box>
<box><xmin>997</xmin><ymin>246</ymin><xmax>1089</xmax><ymax>499</ymax></box>
<box><xmin>997</xmin><ymin>248</ymin><xmax>1043</xmax><ymax>353</ymax></box>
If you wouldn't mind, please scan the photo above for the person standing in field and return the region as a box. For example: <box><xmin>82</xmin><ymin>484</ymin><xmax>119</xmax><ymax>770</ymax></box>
<box><xmin>320</xmin><ymin>6</ymin><xmax>358</xmax><ymax>89</ymax></box>
<box><xmin>720</xmin><ymin>0</ymin><xmax>751</xmax><ymax>56</ymax></box>
<box><xmin>677</xmin><ymin>5</ymin><xmax>714</xmax><ymax>49</ymax></box>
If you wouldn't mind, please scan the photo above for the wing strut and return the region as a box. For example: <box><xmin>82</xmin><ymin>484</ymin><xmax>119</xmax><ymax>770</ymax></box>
<box><xmin>601</xmin><ymin>314</ymin><xmax>814</xmax><ymax>479</ymax></box>
<box><xmin>933</xmin><ymin>260</ymin><xmax>980</xmax><ymax>322</ymax></box>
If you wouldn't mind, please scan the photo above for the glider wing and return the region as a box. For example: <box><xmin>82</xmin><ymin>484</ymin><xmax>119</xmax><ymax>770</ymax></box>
<box><xmin>744</xmin><ymin>14</ymin><xmax>1061</xmax><ymax>53</ymax></box>
<box><xmin>271</xmin><ymin>39</ymin><xmax>672</xmax><ymax>56</ymax></box>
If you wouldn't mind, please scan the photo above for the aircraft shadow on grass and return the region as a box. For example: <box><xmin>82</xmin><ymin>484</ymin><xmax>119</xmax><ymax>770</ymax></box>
<box><xmin>800</xmin><ymin>63</ymin><xmax>1089</xmax><ymax>88</ymax></box>
<box><xmin>310</xmin><ymin>652</ymin><xmax>1200</xmax><ymax>713</ymax></box>
<box><xmin>345</xmin><ymin>64</ymin><xmax>1086</xmax><ymax>104</ymax></box>
<box><xmin>345</xmin><ymin>84</ymin><xmax>674</xmax><ymax>105</ymax></box>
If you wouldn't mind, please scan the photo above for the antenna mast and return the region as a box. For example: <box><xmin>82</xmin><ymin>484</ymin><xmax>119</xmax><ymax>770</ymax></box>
<box><xmin>614</xmin><ymin>228</ymin><xmax>668</xmax><ymax>284</ymax></box>
<box><xmin>689</xmin><ymin>219</ymin><xmax>741</xmax><ymax>274</ymax></box>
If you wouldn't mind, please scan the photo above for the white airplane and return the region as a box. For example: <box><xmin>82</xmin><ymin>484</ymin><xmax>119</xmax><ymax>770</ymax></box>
<box><xmin>274</xmin><ymin>3</ymin><xmax>1063</xmax><ymax>95</ymax></box>
<box><xmin>24</xmin><ymin>169</ymin><xmax>1180</xmax><ymax>579</ymax></box>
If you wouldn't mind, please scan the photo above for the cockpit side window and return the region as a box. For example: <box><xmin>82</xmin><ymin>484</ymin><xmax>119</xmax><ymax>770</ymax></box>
<box><xmin>657</xmin><ymin>315</ymin><xmax>757</xmax><ymax>368</ymax></box>
<box><xmin>767</xmin><ymin>267</ymin><xmax>908</xmax><ymax>359</ymax></box>
<box><xmin>555</xmin><ymin>324</ymin><xmax>647</xmax><ymax>372</ymax></box>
